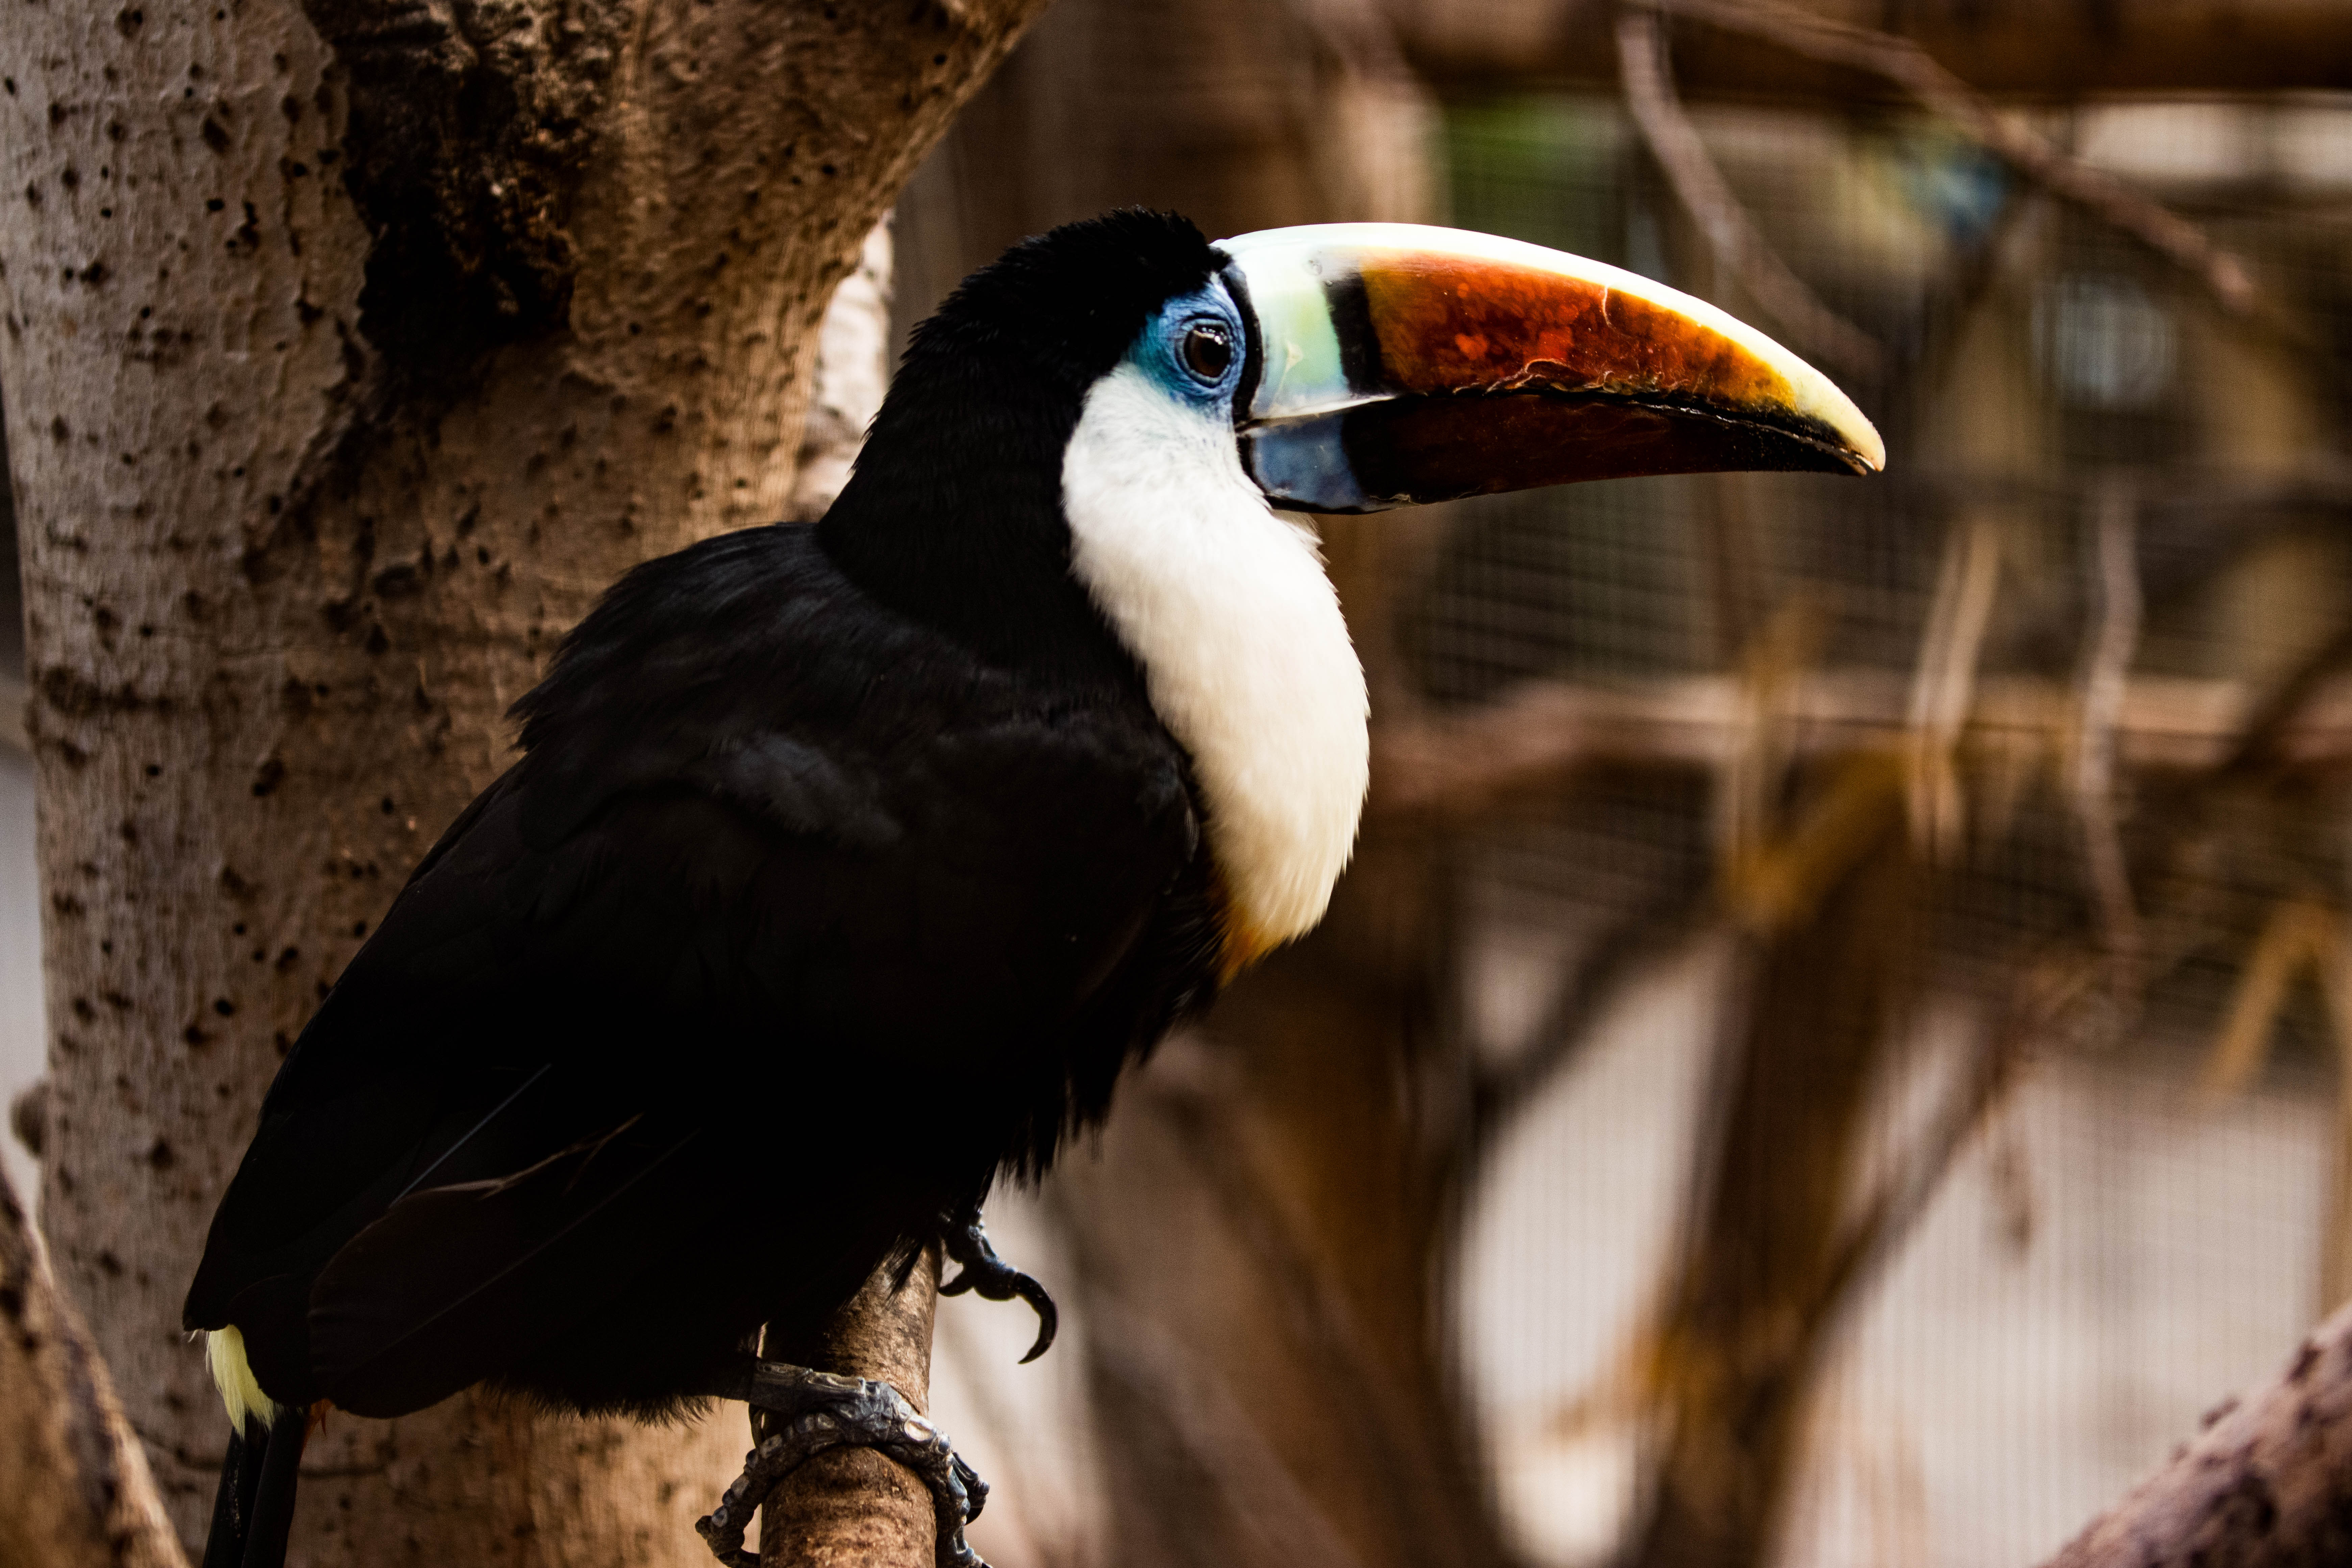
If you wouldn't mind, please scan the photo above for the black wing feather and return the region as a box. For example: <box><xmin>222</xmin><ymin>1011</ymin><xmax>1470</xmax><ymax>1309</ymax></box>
<box><xmin>186</xmin><ymin>525</ymin><xmax>1211</xmax><ymax>1416</ymax></box>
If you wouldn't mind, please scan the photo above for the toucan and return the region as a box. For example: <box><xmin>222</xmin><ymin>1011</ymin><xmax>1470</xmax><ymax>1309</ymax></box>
<box><xmin>185</xmin><ymin>209</ymin><xmax>1880</xmax><ymax>1568</ymax></box>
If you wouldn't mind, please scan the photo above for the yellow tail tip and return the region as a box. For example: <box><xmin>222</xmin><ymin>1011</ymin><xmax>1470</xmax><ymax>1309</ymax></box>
<box><xmin>205</xmin><ymin>1326</ymin><xmax>276</xmax><ymax>1431</ymax></box>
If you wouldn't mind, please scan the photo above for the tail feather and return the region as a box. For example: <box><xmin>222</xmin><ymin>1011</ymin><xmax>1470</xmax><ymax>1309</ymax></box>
<box><xmin>199</xmin><ymin>1417</ymin><xmax>263</xmax><ymax>1568</ymax></box>
<box><xmin>200</xmin><ymin>1410</ymin><xmax>306</xmax><ymax>1568</ymax></box>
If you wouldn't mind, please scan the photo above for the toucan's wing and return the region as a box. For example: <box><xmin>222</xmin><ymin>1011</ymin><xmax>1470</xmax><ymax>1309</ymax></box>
<box><xmin>184</xmin><ymin>527</ymin><xmax>1206</xmax><ymax>1412</ymax></box>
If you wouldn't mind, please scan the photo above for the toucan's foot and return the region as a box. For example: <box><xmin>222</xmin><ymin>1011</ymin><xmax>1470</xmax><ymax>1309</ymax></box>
<box><xmin>694</xmin><ymin>1360</ymin><xmax>989</xmax><ymax>1568</ymax></box>
<box><xmin>938</xmin><ymin>1204</ymin><xmax>1058</xmax><ymax>1364</ymax></box>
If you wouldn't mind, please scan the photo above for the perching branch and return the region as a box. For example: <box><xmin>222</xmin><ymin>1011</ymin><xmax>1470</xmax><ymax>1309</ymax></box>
<box><xmin>756</xmin><ymin>1248</ymin><xmax>945</xmax><ymax>1568</ymax></box>
<box><xmin>1633</xmin><ymin>0</ymin><xmax>2259</xmax><ymax>316</ymax></box>
<box><xmin>1615</xmin><ymin>11</ymin><xmax>1885</xmax><ymax>381</ymax></box>
<box><xmin>2038</xmin><ymin>1297</ymin><xmax>2352</xmax><ymax>1568</ymax></box>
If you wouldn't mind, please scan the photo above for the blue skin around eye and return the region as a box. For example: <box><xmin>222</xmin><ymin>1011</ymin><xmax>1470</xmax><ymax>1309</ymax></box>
<box><xmin>1128</xmin><ymin>278</ymin><xmax>1375</xmax><ymax>511</ymax></box>
<box><xmin>1129</xmin><ymin>282</ymin><xmax>1246</xmax><ymax>412</ymax></box>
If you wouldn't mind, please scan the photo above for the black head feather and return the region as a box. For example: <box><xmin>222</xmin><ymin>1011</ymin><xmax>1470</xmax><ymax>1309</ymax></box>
<box><xmin>818</xmin><ymin>209</ymin><xmax>1222</xmax><ymax>679</ymax></box>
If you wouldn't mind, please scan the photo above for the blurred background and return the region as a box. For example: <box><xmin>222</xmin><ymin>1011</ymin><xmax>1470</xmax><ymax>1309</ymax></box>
<box><xmin>7</xmin><ymin>2</ymin><xmax>2352</xmax><ymax>1566</ymax></box>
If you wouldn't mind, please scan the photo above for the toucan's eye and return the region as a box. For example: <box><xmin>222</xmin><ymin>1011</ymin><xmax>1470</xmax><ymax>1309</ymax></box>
<box><xmin>1181</xmin><ymin>322</ymin><xmax>1233</xmax><ymax>382</ymax></box>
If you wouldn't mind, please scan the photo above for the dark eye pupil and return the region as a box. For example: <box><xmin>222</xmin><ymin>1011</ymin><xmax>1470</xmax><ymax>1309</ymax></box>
<box><xmin>1183</xmin><ymin>324</ymin><xmax>1232</xmax><ymax>379</ymax></box>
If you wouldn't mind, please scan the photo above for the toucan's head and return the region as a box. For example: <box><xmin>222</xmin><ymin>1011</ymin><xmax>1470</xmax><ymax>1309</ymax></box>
<box><xmin>826</xmin><ymin>210</ymin><xmax>1882</xmax><ymax>965</ymax></box>
<box><xmin>833</xmin><ymin>209</ymin><xmax>1880</xmax><ymax>598</ymax></box>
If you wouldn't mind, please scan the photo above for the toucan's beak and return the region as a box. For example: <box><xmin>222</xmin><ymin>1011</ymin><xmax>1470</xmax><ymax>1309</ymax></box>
<box><xmin>1216</xmin><ymin>223</ymin><xmax>1885</xmax><ymax>513</ymax></box>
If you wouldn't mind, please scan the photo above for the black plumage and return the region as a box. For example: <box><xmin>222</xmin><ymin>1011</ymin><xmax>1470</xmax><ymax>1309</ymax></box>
<box><xmin>184</xmin><ymin>212</ymin><xmax>1231</xmax><ymax>1433</ymax></box>
<box><xmin>181</xmin><ymin>198</ymin><xmax>1892</xmax><ymax>1568</ymax></box>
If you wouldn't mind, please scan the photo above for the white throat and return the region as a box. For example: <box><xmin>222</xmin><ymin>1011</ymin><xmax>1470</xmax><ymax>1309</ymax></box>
<box><xmin>1061</xmin><ymin>363</ymin><xmax>1370</xmax><ymax>954</ymax></box>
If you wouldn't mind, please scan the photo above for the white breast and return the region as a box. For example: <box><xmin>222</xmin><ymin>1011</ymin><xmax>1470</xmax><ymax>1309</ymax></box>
<box><xmin>1061</xmin><ymin>363</ymin><xmax>1370</xmax><ymax>955</ymax></box>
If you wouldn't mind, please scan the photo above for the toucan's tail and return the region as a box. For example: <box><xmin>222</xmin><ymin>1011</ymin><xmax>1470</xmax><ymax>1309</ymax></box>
<box><xmin>202</xmin><ymin>1408</ymin><xmax>305</xmax><ymax>1568</ymax></box>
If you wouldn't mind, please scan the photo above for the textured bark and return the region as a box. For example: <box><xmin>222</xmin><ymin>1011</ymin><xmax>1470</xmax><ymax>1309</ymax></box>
<box><xmin>0</xmin><ymin>0</ymin><xmax>1044</xmax><ymax>1559</ymax></box>
<box><xmin>756</xmin><ymin>1247</ymin><xmax>942</xmax><ymax>1568</ymax></box>
<box><xmin>2041</xmin><ymin>1298</ymin><xmax>2352</xmax><ymax>1568</ymax></box>
<box><xmin>0</xmin><ymin>1164</ymin><xmax>187</xmax><ymax>1568</ymax></box>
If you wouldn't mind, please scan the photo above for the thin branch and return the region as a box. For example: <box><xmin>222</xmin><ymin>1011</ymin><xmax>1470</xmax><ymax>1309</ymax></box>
<box><xmin>2195</xmin><ymin>896</ymin><xmax>2336</xmax><ymax>1104</ymax></box>
<box><xmin>1615</xmin><ymin>10</ymin><xmax>1886</xmax><ymax>381</ymax></box>
<box><xmin>2216</xmin><ymin>614</ymin><xmax>2352</xmax><ymax>782</ymax></box>
<box><xmin>1137</xmin><ymin>1083</ymin><xmax>1490</xmax><ymax>1559</ymax></box>
<box><xmin>2074</xmin><ymin>479</ymin><xmax>2145</xmax><ymax>965</ymax></box>
<box><xmin>1081</xmin><ymin>1292</ymin><xmax>1372</xmax><ymax>1568</ymax></box>
<box><xmin>1469</xmin><ymin>878</ymin><xmax>1713</xmax><ymax>1141</ymax></box>
<box><xmin>1635</xmin><ymin>0</ymin><xmax>2259</xmax><ymax>317</ymax></box>
<box><xmin>2315</xmin><ymin>915</ymin><xmax>2352</xmax><ymax>1312</ymax></box>
<box><xmin>1811</xmin><ymin>959</ymin><xmax>2082</xmax><ymax>1331</ymax></box>
<box><xmin>1904</xmin><ymin>516</ymin><xmax>2005</xmax><ymax>861</ymax></box>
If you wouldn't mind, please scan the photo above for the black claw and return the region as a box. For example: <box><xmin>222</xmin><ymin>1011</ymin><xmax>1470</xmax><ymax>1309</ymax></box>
<box><xmin>1011</xmin><ymin>1275</ymin><xmax>1058</xmax><ymax>1365</ymax></box>
<box><xmin>952</xmin><ymin>1451</ymin><xmax>988</xmax><ymax>1522</ymax></box>
<box><xmin>697</xmin><ymin>1360</ymin><xmax>991</xmax><ymax>1568</ymax></box>
<box><xmin>940</xmin><ymin>1205</ymin><xmax>1059</xmax><ymax>1364</ymax></box>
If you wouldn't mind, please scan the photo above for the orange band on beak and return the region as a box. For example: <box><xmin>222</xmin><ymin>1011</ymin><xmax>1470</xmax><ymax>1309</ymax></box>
<box><xmin>1217</xmin><ymin>223</ymin><xmax>1883</xmax><ymax>512</ymax></box>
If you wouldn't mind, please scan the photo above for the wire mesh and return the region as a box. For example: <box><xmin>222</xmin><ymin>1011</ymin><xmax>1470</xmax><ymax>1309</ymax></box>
<box><xmin>1428</xmin><ymin>88</ymin><xmax>2352</xmax><ymax>1568</ymax></box>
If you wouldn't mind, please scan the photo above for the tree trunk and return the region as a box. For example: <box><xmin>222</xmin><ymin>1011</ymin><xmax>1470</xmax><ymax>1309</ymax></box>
<box><xmin>0</xmin><ymin>0</ymin><xmax>1043</xmax><ymax>1559</ymax></box>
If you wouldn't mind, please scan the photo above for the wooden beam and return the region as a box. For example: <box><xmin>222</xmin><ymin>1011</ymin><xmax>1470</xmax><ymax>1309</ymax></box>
<box><xmin>1369</xmin><ymin>670</ymin><xmax>2352</xmax><ymax>819</ymax></box>
<box><xmin>1392</xmin><ymin>0</ymin><xmax>2352</xmax><ymax>101</ymax></box>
